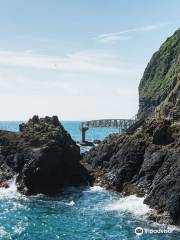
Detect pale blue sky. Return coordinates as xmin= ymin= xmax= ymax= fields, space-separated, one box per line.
xmin=0 ymin=0 xmax=179 ymax=120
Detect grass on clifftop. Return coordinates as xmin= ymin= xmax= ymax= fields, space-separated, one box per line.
xmin=139 ymin=29 xmax=180 ymax=105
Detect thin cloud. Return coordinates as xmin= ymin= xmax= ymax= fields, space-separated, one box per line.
xmin=99 ymin=35 xmax=131 ymax=44
xmin=96 ymin=23 xmax=170 ymax=44
xmin=0 ymin=50 xmax=140 ymax=75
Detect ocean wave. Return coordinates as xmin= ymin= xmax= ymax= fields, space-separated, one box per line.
xmin=149 ymin=221 xmax=180 ymax=233
xmin=66 ymin=200 xmax=75 ymax=206
xmin=0 ymin=227 xmax=7 ymax=237
xmin=105 ymin=195 xmax=150 ymax=216
xmin=89 ymin=186 xmax=105 ymax=192
xmin=0 ymin=176 xmax=22 ymax=199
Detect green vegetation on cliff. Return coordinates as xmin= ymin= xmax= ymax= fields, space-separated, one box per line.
xmin=139 ymin=29 xmax=180 ymax=111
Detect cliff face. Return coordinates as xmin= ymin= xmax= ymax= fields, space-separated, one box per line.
xmin=139 ymin=29 xmax=180 ymax=116
xmin=83 ymin=29 xmax=180 ymax=225
xmin=84 ymin=119 xmax=180 ymax=224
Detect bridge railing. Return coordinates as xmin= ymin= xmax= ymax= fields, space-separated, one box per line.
xmin=80 ymin=107 xmax=155 ymax=143
xmin=81 ymin=118 xmax=136 ymax=131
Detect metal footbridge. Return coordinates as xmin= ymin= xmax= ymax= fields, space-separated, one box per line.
xmin=80 ymin=107 xmax=155 ymax=143
xmin=80 ymin=117 xmax=137 ymax=143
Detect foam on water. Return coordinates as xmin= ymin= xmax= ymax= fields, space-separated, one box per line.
xmin=66 ymin=200 xmax=75 ymax=206
xmin=105 ymin=194 xmax=150 ymax=216
xmin=150 ymin=221 xmax=180 ymax=233
xmin=0 ymin=176 xmax=21 ymax=199
xmin=89 ymin=185 xmax=104 ymax=192
xmin=0 ymin=227 xmax=6 ymax=237
xmin=0 ymin=181 xmax=179 ymax=239
xmin=0 ymin=122 xmax=180 ymax=239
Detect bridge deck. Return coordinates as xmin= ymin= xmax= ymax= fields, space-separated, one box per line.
xmin=81 ymin=119 xmax=136 ymax=130
xmin=79 ymin=108 xmax=156 ymax=143
xmin=80 ymin=118 xmax=137 ymax=142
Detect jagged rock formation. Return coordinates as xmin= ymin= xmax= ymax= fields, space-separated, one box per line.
xmin=0 ymin=116 xmax=89 ymax=195
xmin=83 ymin=29 xmax=180 ymax=225
xmin=84 ymin=119 xmax=180 ymax=224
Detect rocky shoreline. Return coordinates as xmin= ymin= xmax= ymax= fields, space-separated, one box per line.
xmin=0 ymin=116 xmax=179 ymax=226
xmin=83 ymin=119 xmax=180 ymax=225
xmin=80 ymin=29 xmax=180 ymax=226
xmin=0 ymin=29 xmax=179 ymax=228
xmin=0 ymin=116 xmax=89 ymax=195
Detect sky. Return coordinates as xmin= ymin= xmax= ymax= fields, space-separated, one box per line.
xmin=0 ymin=0 xmax=179 ymax=121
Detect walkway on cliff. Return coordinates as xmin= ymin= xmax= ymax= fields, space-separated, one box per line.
xmin=80 ymin=108 xmax=153 ymax=143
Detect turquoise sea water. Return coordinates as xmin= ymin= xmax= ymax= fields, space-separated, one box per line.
xmin=0 ymin=121 xmax=119 ymax=141
xmin=0 ymin=121 xmax=179 ymax=240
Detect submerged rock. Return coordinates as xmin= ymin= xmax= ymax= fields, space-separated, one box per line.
xmin=93 ymin=139 xmax=101 ymax=145
xmin=0 ymin=116 xmax=89 ymax=195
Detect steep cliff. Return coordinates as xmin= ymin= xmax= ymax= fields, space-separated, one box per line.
xmin=84 ymin=119 xmax=180 ymax=224
xmin=139 ymin=29 xmax=180 ymax=117
xmin=83 ymin=29 xmax=180 ymax=225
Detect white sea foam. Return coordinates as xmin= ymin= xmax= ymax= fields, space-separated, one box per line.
xmin=165 ymin=225 xmax=180 ymax=232
xmin=0 ymin=176 xmax=21 ymax=199
xmin=149 ymin=221 xmax=180 ymax=233
xmin=12 ymin=220 xmax=25 ymax=236
xmin=105 ymin=195 xmax=150 ymax=216
xmin=0 ymin=227 xmax=6 ymax=237
xmin=90 ymin=186 xmax=104 ymax=192
xmin=66 ymin=200 xmax=75 ymax=206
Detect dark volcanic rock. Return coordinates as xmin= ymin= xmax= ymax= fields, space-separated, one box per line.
xmin=0 ymin=116 xmax=89 ymax=195
xmin=0 ymin=131 xmax=19 ymax=180
xmin=84 ymin=132 xmax=148 ymax=192
xmin=93 ymin=139 xmax=101 ymax=145
xmin=83 ymin=119 xmax=180 ymax=225
xmin=83 ymin=29 xmax=180 ymax=225
xmin=152 ymin=120 xmax=174 ymax=145
xmin=144 ymin=149 xmax=180 ymax=224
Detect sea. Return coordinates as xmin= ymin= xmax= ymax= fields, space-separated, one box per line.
xmin=0 ymin=121 xmax=179 ymax=240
